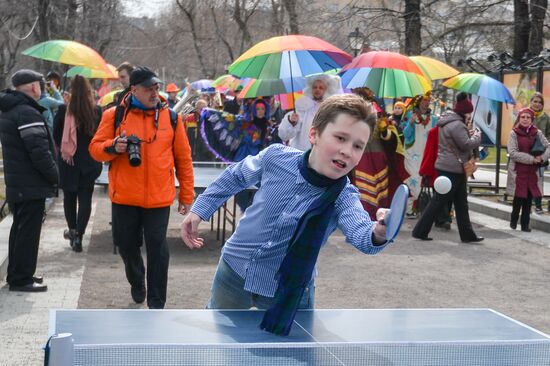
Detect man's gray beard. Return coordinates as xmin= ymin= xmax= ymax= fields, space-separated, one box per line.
xmin=313 ymin=96 xmax=324 ymax=102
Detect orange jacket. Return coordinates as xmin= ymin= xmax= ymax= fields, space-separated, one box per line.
xmin=89 ymin=102 xmax=194 ymax=208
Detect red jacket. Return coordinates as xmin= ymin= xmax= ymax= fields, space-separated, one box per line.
xmin=418 ymin=125 xmax=439 ymax=187
xmin=89 ymin=101 xmax=194 ymax=208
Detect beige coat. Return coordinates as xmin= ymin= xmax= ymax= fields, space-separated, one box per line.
xmin=506 ymin=129 xmax=550 ymax=197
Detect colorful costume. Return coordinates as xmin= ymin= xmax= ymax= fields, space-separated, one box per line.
xmin=402 ymin=99 xmax=438 ymax=204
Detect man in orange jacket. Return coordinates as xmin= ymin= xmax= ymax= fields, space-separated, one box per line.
xmin=90 ymin=66 xmax=194 ymax=309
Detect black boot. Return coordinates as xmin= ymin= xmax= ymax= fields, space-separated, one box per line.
xmin=64 ymin=229 xmax=77 ymax=248
xmin=72 ymin=233 xmax=83 ymax=252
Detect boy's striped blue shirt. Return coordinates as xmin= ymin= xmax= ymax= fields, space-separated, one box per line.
xmin=191 ymin=144 xmax=389 ymax=298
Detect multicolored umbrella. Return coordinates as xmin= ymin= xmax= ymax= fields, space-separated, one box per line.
xmin=22 ymin=40 xmax=109 ymax=71
xmin=229 ymin=35 xmax=351 ymax=80
xmin=342 ymin=51 xmax=426 ymax=77
xmin=275 ymin=92 xmax=304 ymax=110
xmin=340 ymin=67 xmax=431 ymax=98
xmin=409 ymin=56 xmax=459 ymax=81
xmin=66 ymin=64 xmax=118 ymax=79
xmin=229 ymin=35 xmax=350 ymax=109
xmin=212 ymin=74 xmax=242 ymax=90
xmin=442 ymin=73 xmax=514 ymax=104
xmin=237 ymin=77 xmax=306 ymax=99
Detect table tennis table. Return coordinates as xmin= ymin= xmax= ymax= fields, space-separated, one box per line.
xmin=46 ymin=308 xmax=550 ymax=366
xmin=96 ymin=162 xmax=245 ymax=245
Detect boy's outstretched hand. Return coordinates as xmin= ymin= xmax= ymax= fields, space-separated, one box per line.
xmin=181 ymin=212 xmax=204 ymax=249
xmin=373 ymin=208 xmax=389 ymax=244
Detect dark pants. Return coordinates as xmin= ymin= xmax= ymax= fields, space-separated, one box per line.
xmin=112 ymin=203 xmax=170 ymax=309
xmin=7 ymin=199 xmax=45 ymax=286
xmin=533 ymin=196 xmax=542 ymax=210
xmin=413 ymin=170 xmax=478 ymax=241
xmin=435 ymin=201 xmax=452 ymax=226
xmin=63 ymin=187 xmax=94 ymax=234
xmin=511 ymin=192 xmax=533 ymax=230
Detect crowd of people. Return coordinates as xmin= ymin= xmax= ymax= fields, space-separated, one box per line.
xmin=0 ymin=63 xmax=549 ymax=322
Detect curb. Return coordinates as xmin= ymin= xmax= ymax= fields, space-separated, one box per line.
xmin=468 ymin=196 xmax=550 ymax=233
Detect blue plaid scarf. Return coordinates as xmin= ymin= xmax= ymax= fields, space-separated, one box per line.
xmin=260 ymin=150 xmax=347 ymax=335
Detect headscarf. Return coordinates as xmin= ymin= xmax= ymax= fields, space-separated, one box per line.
xmin=514 ymin=107 xmax=535 ymax=127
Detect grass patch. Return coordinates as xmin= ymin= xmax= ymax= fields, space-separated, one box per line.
xmin=481 ymin=147 xmax=508 ymax=165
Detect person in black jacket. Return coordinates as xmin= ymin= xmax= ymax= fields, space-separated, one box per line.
xmin=53 ymin=75 xmax=103 ymax=252
xmin=0 ymin=69 xmax=59 ymax=292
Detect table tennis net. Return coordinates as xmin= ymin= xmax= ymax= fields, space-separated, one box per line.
xmin=69 ymin=341 xmax=550 ymax=366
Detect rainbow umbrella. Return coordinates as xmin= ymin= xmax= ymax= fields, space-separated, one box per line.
xmin=442 ymin=73 xmax=514 ymax=104
xmin=409 ymin=56 xmax=459 ymax=81
xmin=229 ymin=35 xmax=351 ymax=79
xmin=238 ymin=77 xmax=306 ymax=99
xmin=66 ymin=63 xmax=118 ymax=79
xmin=340 ymin=67 xmax=431 ymax=98
xmin=212 ymin=74 xmax=242 ymax=90
xmin=342 ymin=51 xmax=426 ymax=77
xmin=229 ymin=35 xmax=351 ymax=107
xmin=22 ymin=40 xmax=109 ymax=71
xmin=276 ymin=92 xmax=304 ymax=110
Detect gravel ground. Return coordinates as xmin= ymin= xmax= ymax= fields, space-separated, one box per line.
xmin=77 ymin=194 xmax=550 ymax=334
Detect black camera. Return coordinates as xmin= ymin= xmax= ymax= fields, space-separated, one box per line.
xmin=126 ymin=135 xmax=141 ymax=167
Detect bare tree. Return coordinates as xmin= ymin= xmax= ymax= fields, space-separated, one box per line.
xmin=282 ymin=0 xmax=299 ymax=33
xmin=210 ymin=1 xmax=236 ymax=62
xmin=404 ymin=0 xmax=421 ymax=55
xmin=513 ymin=0 xmax=531 ymax=59
xmin=37 ymin=0 xmax=50 ymax=42
xmin=528 ymin=0 xmax=548 ymax=56
xmin=175 ymin=0 xmax=213 ymax=78
xmin=232 ymin=0 xmax=261 ymax=54
xmin=270 ymin=0 xmax=286 ymax=35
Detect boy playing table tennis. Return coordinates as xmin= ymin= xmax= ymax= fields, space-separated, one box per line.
xmin=181 ymin=94 xmax=391 ymax=335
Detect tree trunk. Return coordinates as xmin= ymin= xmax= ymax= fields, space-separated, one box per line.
xmin=233 ymin=0 xmax=254 ymax=55
xmin=66 ymin=0 xmax=78 ymax=38
xmin=283 ymin=0 xmax=299 ymax=34
xmin=513 ymin=0 xmax=530 ymax=60
xmin=176 ymin=0 xmax=211 ymax=78
xmin=37 ymin=0 xmax=50 ymax=42
xmin=404 ymin=0 xmax=421 ymax=55
xmin=528 ymin=0 xmax=547 ymax=57
xmin=270 ymin=0 xmax=285 ymax=35
xmin=210 ymin=4 xmax=235 ymax=62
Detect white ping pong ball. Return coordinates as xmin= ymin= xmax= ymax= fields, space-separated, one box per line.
xmin=434 ymin=176 xmax=452 ymax=194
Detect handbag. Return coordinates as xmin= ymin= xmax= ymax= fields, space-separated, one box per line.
xmin=442 ymin=125 xmax=478 ymax=178
xmin=531 ymin=135 xmax=545 ymax=157
xmin=463 ymin=158 xmax=478 ymax=177
xmin=417 ymin=176 xmax=432 ymax=214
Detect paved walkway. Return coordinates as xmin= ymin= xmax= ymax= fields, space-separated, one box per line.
xmin=0 ymin=199 xmax=91 ymax=366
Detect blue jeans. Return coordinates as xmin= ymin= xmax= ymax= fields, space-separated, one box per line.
xmin=207 ymin=258 xmax=315 ymax=310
